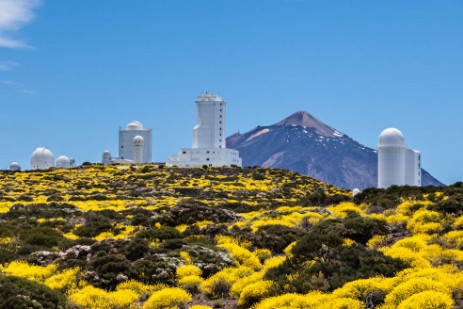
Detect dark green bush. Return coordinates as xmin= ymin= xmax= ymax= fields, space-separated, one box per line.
xmin=0 ymin=275 xmax=66 ymax=308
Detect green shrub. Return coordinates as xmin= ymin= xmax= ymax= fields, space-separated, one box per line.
xmin=0 ymin=275 xmax=66 ymax=308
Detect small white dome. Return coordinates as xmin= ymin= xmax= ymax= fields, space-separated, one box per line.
xmin=196 ymin=92 xmax=223 ymax=102
xmin=103 ymin=150 xmax=111 ymax=154
xmin=127 ymin=121 xmax=144 ymax=130
xmin=379 ymin=128 xmax=405 ymax=148
xmin=352 ymin=188 xmax=361 ymax=197
xmin=10 ymin=162 xmax=20 ymax=171
xmin=56 ymin=155 xmax=70 ymax=164
xmin=133 ymin=135 xmax=144 ymax=145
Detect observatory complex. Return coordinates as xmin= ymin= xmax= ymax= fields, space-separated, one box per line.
xmin=167 ymin=92 xmax=242 ymax=167
xmin=378 ymin=128 xmax=421 ymax=189
xmin=30 ymin=147 xmax=74 ymax=170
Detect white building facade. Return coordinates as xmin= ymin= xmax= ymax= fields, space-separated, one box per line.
xmin=119 ymin=121 xmax=152 ymax=163
xmin=378 ymin=128 xmax=421 ymax=189
xmin=167 ymin=92 xmax=242 ymax=167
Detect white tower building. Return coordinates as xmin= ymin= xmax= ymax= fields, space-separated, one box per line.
xmin=119 ymin=121 xmax=152 ymax=163
xmin=102 ymin=150 xmax=112 ymax=165
xmin=10 ymin=162 xmax=21 ymax=171
xmin=31 ymin=147 xmax=54 ymax=170
xmin=133 ymin=135 xmax=144 ymax=164
xmin=378 ymin=128 xmax=421 ymax=188
xmin=56 ymin=155 xmax=71 ymax=169
xmin=167 ymin=92 xmax=242 ymax=167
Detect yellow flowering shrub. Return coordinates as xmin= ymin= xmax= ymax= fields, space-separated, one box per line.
xmin=327 ymin=202 xmax=365 ymax=218
xmin=367 ymin=235 xmax=387 ymax=249
xmin=142 ymin=287 xmax=191 ymax=309
xmin=254 ymin=248 xmax=272 ymax=261
xmin=116 ymin=280 xmax=168 ymax=296
xmin=380 ymin=246 xmax=431 ymax=268
xmin=179 ymin=251 xmax=192 ymax=264
xmin=284 ymin=241 xmax=296 ymax=257
xmin=218 ymin=242 xmax=262 ymax=270
xmin=2 ymin=261 xmax=57 ymax=283
xmin=252 ymin=293 xmax=318 ymax=309
xmin=263 ymin=256 xmax=286 ymax=270
xmin=69 ymin=285 xmax=139 ymax=309
xmin=332 ymin=277 xmax=396 ymax=300
xmin=383 ymin=278 xmax=451 ymax=308
xmin=396 ymin=291 xmax=453 ymax=309
xmin=444 ymin=230 xmax=463 ymax=247
xmin=406 ymin=210 xmax=443 ymax=234
xmin=392 ymin=235 xmax=428 ymax=253
xmin=44 ymin=267 xmax=80 ymax=292
xmin=178 ymin=275 xmax=204 ymax=291
xmin=238 ymin=280 xmax=273 ymax=307
xmin=230 ymin=271 xmax=264 ymax=298
xmin=200 ymin=266 xmax=253 ymax=297
xmin=176 ymin=265 xmax=202 ymax=278
xmin=453 ymin=215 xmax=463 ymax=229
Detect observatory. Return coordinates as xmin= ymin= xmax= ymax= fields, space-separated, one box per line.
xmin=31 ymin=147 xmax=55 ymax=170
xmin=167 ymin=92 xmax=242 ymax=167
xmin=56 ymin=155 xmax=71 ymax=169
xmin=119 ymin=121 xmax=152 ymax=163
xmin=10 ymin=162 xmax=21 ymax=171
xmin=378 ymin=128 xmax=421 ymax=188
xmin=102 ymin=150 xmax=112 ymax=165
xmin=133 ymin=135 xmax=144 ymax=164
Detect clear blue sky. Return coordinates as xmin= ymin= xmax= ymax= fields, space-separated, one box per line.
xmin=0 ymin=0 xmax=462 ymax=185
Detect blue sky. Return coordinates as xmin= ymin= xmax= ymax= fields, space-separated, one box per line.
xmin=0 ymin=0 xmax=462 ymax=185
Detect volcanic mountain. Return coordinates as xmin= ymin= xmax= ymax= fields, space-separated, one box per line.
xmin=226 ymin=111 xmax=442 ymax=190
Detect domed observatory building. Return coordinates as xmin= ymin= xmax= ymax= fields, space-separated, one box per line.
xmin=167 ymin=92 xmax=242 ymax=167
xmin=132 ymin=135 xmax=144 ymax=164
xmin=119 ymin=121 xmax=152 ymax=163
xmin=10 ymin=162 xmax=21 ymax=171
xmin=378 ymin=128 xmax=421 ymax=189
xmin=31 ymin=147 xmax=54 ymax=170
xmin=56 ymin=155 xmax=71 ymax=169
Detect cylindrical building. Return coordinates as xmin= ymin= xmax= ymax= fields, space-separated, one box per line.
xmin=192 ymin=93 xmax=226 ymax=149
xmin=133 ymin=135 xmax=144 ymax=164
xmin=102 ymin=150 xmax=112 ymax=165
xmin=378 ymin=128 xmax=406 ymax=188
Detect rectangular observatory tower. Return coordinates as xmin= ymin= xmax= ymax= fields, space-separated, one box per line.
xmin=119 ymin=121 xmax=152 ymax=163
xmin=167 ymin=92 xmax=242 ymax=167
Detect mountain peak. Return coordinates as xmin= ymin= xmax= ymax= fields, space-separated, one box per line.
xmin=276 ymin=111 xmax=335 ymax=137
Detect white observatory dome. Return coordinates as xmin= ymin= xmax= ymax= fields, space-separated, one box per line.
xmin=127 ymin=121 xmax=144 ymax=130
xmin=196 ymin=92 xmax=223 ymax=102
xmin=31 ymin=147 xmax=54 ymax=170
xmin=379 ymin=128 xmax=405 ymax=148
xmin=133 ymin=135 xmax=144 ymax=146
xmin=10 ymin=162 xmax=20 ymax=171
xmin=352 ymin=188 xmax=361 ymax=197
xmin=56 ymin=155 xmax=71 ymax=168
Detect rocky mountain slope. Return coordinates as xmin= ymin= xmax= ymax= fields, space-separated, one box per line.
xmin=227 ymin=111 xmax=442 ymax=189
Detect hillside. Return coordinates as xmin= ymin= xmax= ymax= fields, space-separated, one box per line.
xmin=227 ymin=111 xmax=443 ymax=189
xmin=0 ymin=165 xmax=462 ymax=309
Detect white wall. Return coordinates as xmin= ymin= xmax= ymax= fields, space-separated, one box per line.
xmin=119 ymin=129 xmax=152 ymax=163
xmin=192 ymin=98 xmax=226 ymax=149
